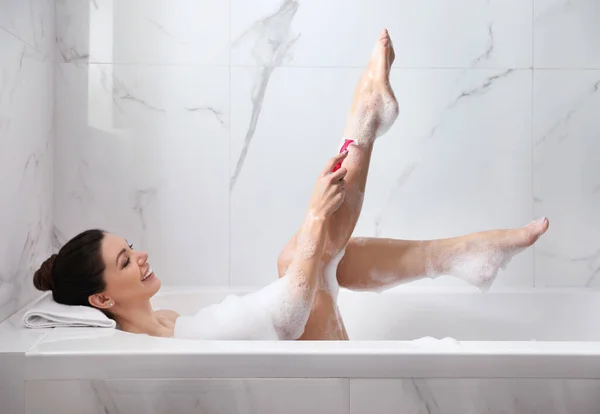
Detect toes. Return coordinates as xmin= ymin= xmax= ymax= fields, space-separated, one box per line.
xmin=379 ymin=29 xmax=391 ymax=51
xmin=377 ymin=29 xmax=395 ymax=68
xmin=520 ymin=218 xmax=549 ymax=246
xmin=527 ymin=217 xmax=550 ymax=234
xmin=374 ymin=31 xmax=392 ymax=79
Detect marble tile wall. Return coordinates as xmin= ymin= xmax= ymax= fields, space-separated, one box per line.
xmin=54 ymin=0 xmax=230 ymax=286
xmin=51 ymin=0 xmax=600 ymax=288
xmin=0 ymin=0 xmax=54 ymax=321
xmin=25 ymin=378 xmax=600 ymax=414
xmin=533 ymin=0 xmax=600 ymax=287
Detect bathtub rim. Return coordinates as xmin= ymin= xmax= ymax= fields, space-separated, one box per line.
xmin=5 ymin=287 xmax=600 ymax=381
xmin=25 ymin=339 xmax=600 ymax=380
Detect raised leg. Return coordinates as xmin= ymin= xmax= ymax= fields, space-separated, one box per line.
xmin=277 ymin=29 xmax=399 ymax=340
xmin=337 ymin=218 xmax=550 ymax=292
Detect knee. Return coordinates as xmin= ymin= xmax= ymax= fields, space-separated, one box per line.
xmin=277 ymin=246 xmax=293 ymax=278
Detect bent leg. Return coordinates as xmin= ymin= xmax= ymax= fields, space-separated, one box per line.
xmin=283 ymin=29 xmax=398 ymax=265
xmin=337 ymin=218 xmax=550 ymax=292
xmin=277 ymin=29 xmax=399 ymax=340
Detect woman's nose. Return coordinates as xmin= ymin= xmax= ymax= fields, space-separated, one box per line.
xmin=137 ymin=250 xmax=149 ymax=264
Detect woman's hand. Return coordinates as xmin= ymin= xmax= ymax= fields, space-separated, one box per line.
xmin=308 ymin=151 xmax=349 ymax=219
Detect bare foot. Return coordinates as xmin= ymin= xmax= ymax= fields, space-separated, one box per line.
xmin=448 ymin=218 xmax=550 ymax=290
xmin=344 ymin=29 xmax=399 ymax=145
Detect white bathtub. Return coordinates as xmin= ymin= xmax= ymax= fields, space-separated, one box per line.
xmin=3 ymin=287 xmax=600 ymax=413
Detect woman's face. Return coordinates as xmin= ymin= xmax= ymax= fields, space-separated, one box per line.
xmin=91 ymin=233 xmax=161 ymax=309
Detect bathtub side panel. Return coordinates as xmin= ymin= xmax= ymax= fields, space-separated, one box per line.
xmin=25 ymin=378 xmax=350 ymax=414
xmin=350 ymin=379 xmax=600 ymax=414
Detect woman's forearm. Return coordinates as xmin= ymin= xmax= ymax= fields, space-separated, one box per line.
xmin=241 ymin=210 xmax=328 ymax=340
xmin=289 ymin=210 xmax=327 ymax=292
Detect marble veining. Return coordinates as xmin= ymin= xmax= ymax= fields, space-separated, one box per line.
xmin=372 ymin=69 xmax=521 ymax=239
xmin=538 ymin=249 xmax=600 ymax=287
xmin=374 ymin=163 xmax=419 ymax=237
xmin=57 ymin=44 xmax=89 ymax=63
xmin=90 ymin=380 xmax=120 ymax=414
xmin=535 ymin=78 xmax=600 ymax=150
xmin=422 ymin=69 xmax=516 ymax=142
xmin=350 ymin=379 xmax=600 ymax=414
xmin=146 ymin=19 xmax=190 ymax=47
xmin=449 ymin=69 xmax=515 ymax=108
xmin=121 ymin=93 xmax=166 ymax=113
xmin=24 ymin=377 xmax=600 ymax=414
xmin=1 ymin=0 xmax=589 ymax=292
xmin=471 ymin=23 xmax=495 ymax=67
xmin=0 ymin=0 xmax=54 ymax=56
xmin=230 ymin=0 xmax=300 ymax=190
xmin=54 ymin=61 xmax=230 ymax=285
xmin=185 ymin=106 xmax=226 ymax=126
xmin=0 ymin=203 xmax=52 ymax=321
xmin=533 ymin=70 xmax=600 ymax=286
xmin=232 ymin=0 xmax=532 ymax=68
xmin=52 ymin=226 xmax=67 ymax=253
xmin=0 ymin=21 xmax=53 ymax=321
xmin=133 ymin=188 xmax=158 ymax=249
xmin=26 ymin=379 xmax=350 ymax=414
xmin=410 ymin=380 xmax=442 ymax=413
xmin=55 ymin=0 xmax=229 ymax=65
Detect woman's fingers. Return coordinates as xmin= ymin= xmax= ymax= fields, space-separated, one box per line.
xmin=329 ymin=166 xmax=347 ymax=184
xmin=322 ymin=151 xmax=349 ymax=176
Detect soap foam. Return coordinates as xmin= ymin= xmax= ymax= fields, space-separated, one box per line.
xmin=374 ymin=93 xmax=399 ymax=138
xmin=320 ymin=248 xmax=346 ymax=302
xmin=174 ymin=294 xmax=280 ymax=340
xmin=412 ymin=336 xmax=461 ymax=347
xmin=296 ymin=232 xmax=317 ymax=261
xmin=243 ymin=264 xmax=313 ymax=340
xmin=447 ymin=246 xmax=523 ymax=292
xmin=345 ymin=92 xmax=399 ymax=145
xmin=175 ymin=259 xmax=320 ymax=341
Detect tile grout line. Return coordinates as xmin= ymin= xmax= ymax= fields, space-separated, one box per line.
xmin=47 ymin=61 xmax=600 ymax=70
xmin=228 ymin=0 xmax=232 ymax=287
xmin=52 ymin=0 xmax=58 ymax=257
xmin=532 ymin=0 xmax=536 ymax=289
xmin=348 ymin=378 xmax=352 ymax=414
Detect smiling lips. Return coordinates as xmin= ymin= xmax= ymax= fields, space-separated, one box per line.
xmin=142 ymin=266 xmax=154 ymax=282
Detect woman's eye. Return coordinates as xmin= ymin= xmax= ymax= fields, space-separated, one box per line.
xmin=128 ymin=243 xmax=134 ymax=250
xmin=123 ymin=257 xmax=131 ymax=268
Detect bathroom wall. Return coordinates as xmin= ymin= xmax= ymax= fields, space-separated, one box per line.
xmin=0 ymin=1 xmax=55 ymax=321
xmin=54 ymin=0 xmax=600 ymax=289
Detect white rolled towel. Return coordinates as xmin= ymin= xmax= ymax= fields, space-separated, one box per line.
xmin=22 ymin=292 xmax=116 ymax=329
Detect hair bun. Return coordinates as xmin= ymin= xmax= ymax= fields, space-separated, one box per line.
xmin=33 ymin=254 xmax=57 ymax=291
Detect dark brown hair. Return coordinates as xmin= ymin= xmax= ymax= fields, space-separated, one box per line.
xmin=33 ymin=229 xmax=107 ymax=306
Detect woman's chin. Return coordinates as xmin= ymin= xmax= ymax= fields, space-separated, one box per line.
xmin=152 ymin=276 xmax=161 ymax=292
xmin=145 ymin=274 xmax=161 ymax=295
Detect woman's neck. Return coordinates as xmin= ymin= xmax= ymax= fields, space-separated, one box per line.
xmin=113 ymin=301 xmax=173 ymax=337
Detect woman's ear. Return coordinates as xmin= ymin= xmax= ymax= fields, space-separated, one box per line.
xmin=89 ymin=293 xmax=114 ymax=310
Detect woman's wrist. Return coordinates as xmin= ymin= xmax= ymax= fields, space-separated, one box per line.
xmin=302 ymin=209 xmax=327 ymax=237
xmin=306 ymin=208 xmax=326 ymax=223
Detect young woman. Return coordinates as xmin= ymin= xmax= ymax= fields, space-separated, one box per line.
xmin=33 ymin=30 xmax=549 ymax=340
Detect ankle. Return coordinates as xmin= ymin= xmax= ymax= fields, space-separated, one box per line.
xmin=423 ymin=239 xmax=458 ymax=277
